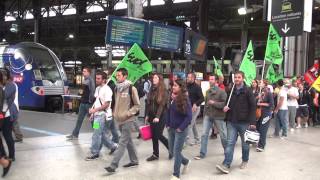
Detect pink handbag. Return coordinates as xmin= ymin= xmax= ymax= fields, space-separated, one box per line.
xmin=139 ymin=125 xmax=152 ymax=141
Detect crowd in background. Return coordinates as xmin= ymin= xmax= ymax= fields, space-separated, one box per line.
xmin=63 ymin=66 xmax=320 ymax=180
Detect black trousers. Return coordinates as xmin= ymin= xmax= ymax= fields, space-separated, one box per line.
xmin=2 ymin=117 xmax=14 ymax=159
xmin=150 ymin=118 xmax=169 ymax=157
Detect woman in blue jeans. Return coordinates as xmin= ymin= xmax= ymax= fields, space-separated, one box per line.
xmin=256 ymin=81 xmax=274 ymax=152
xmin=166 ymin=79 xmax=192 ymax=180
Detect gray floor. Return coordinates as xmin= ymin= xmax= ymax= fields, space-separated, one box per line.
xmin=4 ymin=111 xmax=320 ymax=179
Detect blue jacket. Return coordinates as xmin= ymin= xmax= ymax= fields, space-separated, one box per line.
xmin=166 ymin=100 xmax=192 ymax=131
xmin=5 ymin=82 xmax=19 ymax=121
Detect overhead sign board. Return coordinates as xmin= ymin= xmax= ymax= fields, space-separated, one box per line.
xmin=148 ymin=22 xmax=183 ymax=52
xmin=184 ymin=29 xmax=208 ymax=61
xmin=271 ymin=0 xmax=304 ymax=37
xmin=105 ymin=16 xmax=148 ymax=47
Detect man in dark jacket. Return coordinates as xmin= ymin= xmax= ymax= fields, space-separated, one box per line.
xmin=216 ymin=71 xmax=256 ymax=174
xmin=186 ymin=73 xmax=204 ymax=145
xmin=67 ymin=67 xmax=95 ymax=140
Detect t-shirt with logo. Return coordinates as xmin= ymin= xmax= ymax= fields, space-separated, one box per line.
xmin=93 ymin=84 xmax=113 ymax=119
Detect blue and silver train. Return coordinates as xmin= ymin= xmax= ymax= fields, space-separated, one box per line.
xmin=0 ymin=42 xmax=68 ymax=111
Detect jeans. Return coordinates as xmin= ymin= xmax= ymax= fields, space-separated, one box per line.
xmin=168 ymin=128 xmax=189 ymax=178
xmin=91 ymin=114 xmax=117 ymax=156
xmin=200 ymin=116 xmax=227 ymax=157
xmin=223 ymin=122 xmax=250 ymax=167
xmin=187 ymin=106 xmax=200 ymax=142
xmin=72 ymin=103 xmax=91 ymax=137
xmin=257 ymin=115 xmax=271 ymax=149
xmin=2 ymin=117 xmax=15 ymax=159
xmin=288 ymin=106 xmax=297 ymax=128
xmin=12 ymin=119 xmax=23 ymax=141
xmin=110 ymin=121 xmax=138 ymax=169
xmin=150 ymin=118 xmax=168 ymax=157
xmin=109 ymin=119 xmax=119 ymax=143
xmin=274 ymin=110 xmax=288 ymax=137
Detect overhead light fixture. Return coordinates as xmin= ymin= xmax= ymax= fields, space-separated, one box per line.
xmin=68 ymin=34 xmax=74 ymax=39
xmin=238 ymin=7 xmax=247 ymax=15
xmin=251 ymin=17 xmax=254 ymax=21
xmin=2 ymin=39 xmax=6 ymax=42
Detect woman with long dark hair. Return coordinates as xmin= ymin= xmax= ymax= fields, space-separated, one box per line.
xmin=145 ymin=73 xmax=169 ymax=161
xmin=2 ymin=69 xmax=18 ymax=162
xmin=0 ymin=71 xmax=12 ymax=177
xmin=166 ymin=79 xmax=192 ymax=180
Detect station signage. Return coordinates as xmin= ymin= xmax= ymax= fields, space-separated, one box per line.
xmin=271 ymin=0 xmax=304 ymax=37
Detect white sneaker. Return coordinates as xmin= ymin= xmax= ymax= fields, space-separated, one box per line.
xmin=296 ymin=125 xmax=301 ymax=129
xmin=290 ymin=128 xmax=295 ymax=132
xmin=304 ymin=124 xmax=308 ymax=128
xmin=170 ymin=175 xmax=180 ymax=180
xmin=182 ymin=160 xmax=191 ymax=174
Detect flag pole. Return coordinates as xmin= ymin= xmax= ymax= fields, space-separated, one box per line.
xmin=226 ymin=83 xmax=235 ymax=107
xmin=259 ymin=59 xmax=266 ymax=94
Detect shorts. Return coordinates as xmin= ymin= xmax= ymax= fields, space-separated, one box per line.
xmin=296 ymin=106 xmax=309 ymax=118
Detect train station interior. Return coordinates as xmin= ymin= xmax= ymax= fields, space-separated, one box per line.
xmin=0 ymin=0 xmax=320 ymax=179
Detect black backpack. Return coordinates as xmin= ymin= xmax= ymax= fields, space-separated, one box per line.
xmin=135 ymin=80 xmax=146 ymax=98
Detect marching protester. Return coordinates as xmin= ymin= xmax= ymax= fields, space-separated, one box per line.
xmin=194 ymin=74 xmax=227 ymax=160
xmin=105 ymin=68 xmax=140 ymax=174
xmin=256 ymin=80 xmax=274 ymax=152
xmin=0 ymin=71 xmax=12 ymax=177
xmin=287 ymin=80 xmax=299 ymax=131
xmin=85 ymin=71 xmax=118 ymax=161
xmin=216 ymin=71 xmax=256 ymax=174
xmin=2 ymin=69 xmax=19 ymax=162
xmin=186 ymin=73 xmax=204 ymax=146
xmin=273 ymin=79 xmax=289 ymax=138
xmin=67 ymin=67 xmax=95 ymax=140
xmin=296 ymin=82 xmax=311 ymax=128
xmin=145 ymin=73 xmax=169 ymax=161
xmin=167 ymin=79 xmax=192 ymax=180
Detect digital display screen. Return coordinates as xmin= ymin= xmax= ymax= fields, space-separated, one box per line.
xmin=105 ymin=16 xmax=148 ymax=47
xmin=184 ymin=29 xmax=208 ymax=61
xmin=148 ymin=22 xmax=183 ymax=52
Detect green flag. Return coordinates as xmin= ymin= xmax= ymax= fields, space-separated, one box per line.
xmin=264 ymin=24 xmax=283 ymax=65
xmin=213 ymin=56 xmax=223 ymax=76
xmin=239 ymin=41 xmax=256 ymax=86
xmin=266 ymin=64 xmax=284 ymax=84
xmin=111 ymin=43 xmax=152 ymax=84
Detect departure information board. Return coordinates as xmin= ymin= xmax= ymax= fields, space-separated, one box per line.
xmin=148 ymin=22 xmax=183 ymax=52
xmin=105 ymin=16 xmax=148 ymax=47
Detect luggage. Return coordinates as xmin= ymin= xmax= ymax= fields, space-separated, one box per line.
xmin=139 ymin=125 xmax=152 ymax=140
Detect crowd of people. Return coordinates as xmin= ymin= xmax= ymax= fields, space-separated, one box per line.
xmin=63 ymin=66 xmax=320 ymax=180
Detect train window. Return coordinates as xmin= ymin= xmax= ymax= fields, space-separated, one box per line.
xmin=28 ymin=47 xmax=61 ymax=82
xmin=33 ymin=69 xmax=42 ymax=80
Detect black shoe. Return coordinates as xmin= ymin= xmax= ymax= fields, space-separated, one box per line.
xmin=123 ymin=162 xmax=139 ymax=168
xmin=2 ymin=160 xmax=12 ymax=177
xmin=146 ymin=154 xmax=159 ymax=161
xmin=85 ymin=154 xmax=99 ymax=161
xmin=137 ymin=133 xmax=141 ymax=139
xmin=104 ymin=166 xmax=116 ymax=173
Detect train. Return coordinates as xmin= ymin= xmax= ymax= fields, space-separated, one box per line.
xmin=0 ymin=42 xmax=68 ymax=112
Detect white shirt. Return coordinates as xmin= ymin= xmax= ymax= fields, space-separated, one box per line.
xmin=287 ymin=87 xmax=299 ymax=107
xmin=93 ymin=84 xmax=113 ymax=119
xmin=278 ymin=87 xmax=288 ymax=110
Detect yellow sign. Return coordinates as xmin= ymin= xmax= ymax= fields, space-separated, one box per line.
xmin=281 ymin=2 xmax=292 ymax=13
xmin=312 ymin=76 xmax=320 ymax=92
